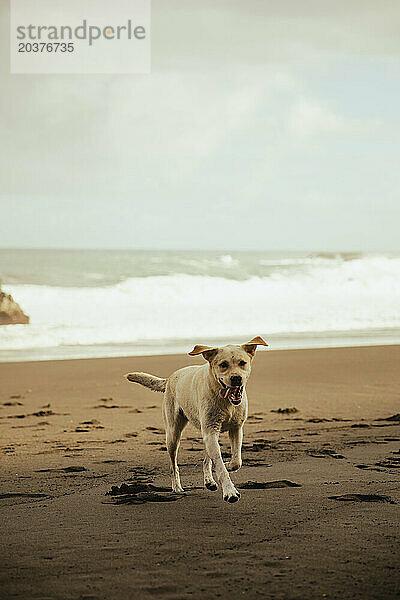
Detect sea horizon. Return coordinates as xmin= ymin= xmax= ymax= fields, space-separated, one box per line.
xmin=1 ymin=248 xmax=400 ymax=362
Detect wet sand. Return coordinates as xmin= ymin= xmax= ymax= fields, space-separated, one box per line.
xmin=0 ymin=345 xmax=399 ymax=599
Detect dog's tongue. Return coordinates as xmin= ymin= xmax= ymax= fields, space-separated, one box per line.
xmin=219 ymin=386 xmax=243 ymax=401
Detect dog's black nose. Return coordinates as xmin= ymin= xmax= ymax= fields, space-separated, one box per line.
xmin=230 ymin=375 xmax=242 ymax=386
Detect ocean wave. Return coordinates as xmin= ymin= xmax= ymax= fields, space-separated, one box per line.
xmin=1 ymin=255 xmax=400 ymax=351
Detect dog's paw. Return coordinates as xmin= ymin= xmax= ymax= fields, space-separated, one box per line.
xmin=223 ymin=486 xmax=241 ymax=503
xmin=172 ymin=484 xmax=184 ymax=493
xmin=205 ymin=481 xmax=218 ymax=491
xmin=223 ymin=491 xmax=241 ymax=503
xmin=227 ymin=460 xmax=242 ymax=472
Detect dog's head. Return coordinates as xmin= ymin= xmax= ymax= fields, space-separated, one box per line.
xmin=188 ymin=336 xmax=268 ymax=405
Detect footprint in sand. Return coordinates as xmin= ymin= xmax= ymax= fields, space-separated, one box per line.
xmin=72 ymin=427 xmax=90 ymax=433
xmin=375 ymin=456 xmax=400 ymax=469
xmin=81 ymin=419 xmax=102 ymax=425
xmin=329 ymin=493 xmax=395 ymax=504
xmin=354 ymin=464 xmax=386 ymax=472
xmin=36 ymin=466 xmax=87 ymax=473
xmin=242 ymin=440 xmax=274 ymax=452
xmin=145 ymin=426 xmax=165 ymax=435
xmin=2 ymin=401 xmax=23 ymax=406
xmin=243 ymin=458 xmax=272 ymax=467
xmin=129 ymin=466 xmax=158 ymax=477
xmin=105 ymin=481 xmax=184 ymax=505
xmin=33 ymin=410 xmax=59 ymax=417
xmin=238 ymin=480 xmax=301 ymax=489
xmin=307 ymin=448 xmax=346 ymax=459
xmin=0 ymin=492 xmax=51 ymax=503
xmin=375 ymin=414 xmax=400 ymax=422
xmin=94 ymin=404 xmax=129 ymax=409
xmin=271 ymin=407 xmax=298 ymax=414
xmin=12 ymin=421 xmax=49 ymax=429
xmin=355 ymin=452 xmax=400 ymax=471
xmin=95 ymin=397 xmax=130 ymax=409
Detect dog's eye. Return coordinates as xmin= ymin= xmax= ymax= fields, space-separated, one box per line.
xmin=219 ymin=361 xmax=229 ymax=369
xmin=239 ymin=360 xmax=247 ymax=367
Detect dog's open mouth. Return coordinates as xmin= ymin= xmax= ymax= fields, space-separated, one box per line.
xmin=219 ymin=380 xmax=243 ymax=405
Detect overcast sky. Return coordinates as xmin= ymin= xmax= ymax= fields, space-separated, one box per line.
xmin=0 ymin=0 xmax=399 ymax=251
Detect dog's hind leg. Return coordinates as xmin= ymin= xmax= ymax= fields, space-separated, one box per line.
xmin=203 ymin=454 xmax=218 ymax=491
xmin=163 ymin=394 xmax=187 ymax=493
xmin=227 ymin=425 xmax=243 ymax=472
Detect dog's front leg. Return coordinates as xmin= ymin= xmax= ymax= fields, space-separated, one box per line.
xmin=202 ymin=428 xmax=240 ymax=503
xmin=203 ymin=454 xmax=218 ymax=491
xmin=227 ymin=425 xmax=243 ymax=472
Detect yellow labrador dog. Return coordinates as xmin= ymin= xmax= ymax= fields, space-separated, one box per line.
xmin=125 ymin=336 xmax=268 ymax=503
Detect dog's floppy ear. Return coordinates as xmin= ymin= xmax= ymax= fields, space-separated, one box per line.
xmin=241 ymin=336 xmax=268 ymax=357
xmin=188 ymin=344 xmax=218 ymax=362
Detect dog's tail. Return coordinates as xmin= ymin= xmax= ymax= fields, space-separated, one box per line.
xmin=125 ymin=372 xmax=167 ymax=393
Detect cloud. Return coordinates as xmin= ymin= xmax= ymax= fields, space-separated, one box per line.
xmin=287 ymin=97 xmax=394 ymax=139
xmin=288 ymin=98 xmax=345 ymax=136
xmin=152 ymin=0 xmax=400 ymax=71
xmin=0 ymin=0 xmax=399 ymax=250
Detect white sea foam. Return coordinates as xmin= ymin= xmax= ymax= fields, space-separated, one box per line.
xmin=1 ymin=255 xmax=399 ymax=353
xmin=218 ymin=254 xmax=238 ymax=266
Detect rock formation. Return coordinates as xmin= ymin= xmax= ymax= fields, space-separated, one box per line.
xmin=0 ymin=282 xmax=29 ymax=325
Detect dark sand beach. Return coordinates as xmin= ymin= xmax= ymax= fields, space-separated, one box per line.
xmin=0 ymin=345 xmax=399 ymax=599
